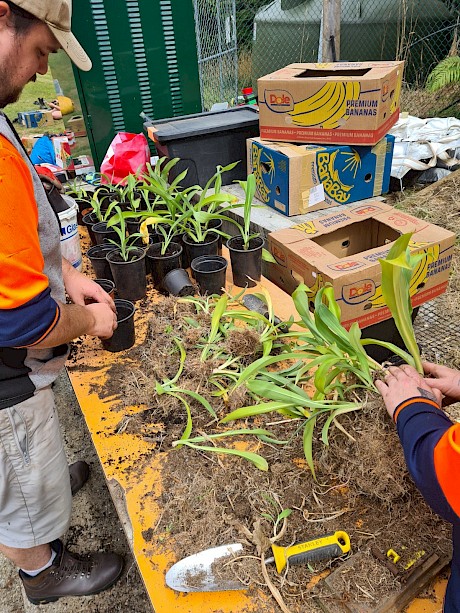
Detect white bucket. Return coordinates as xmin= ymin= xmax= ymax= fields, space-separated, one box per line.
xmin=59 ymin=195 xmax=82 ymax=271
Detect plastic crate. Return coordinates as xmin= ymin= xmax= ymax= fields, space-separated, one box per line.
xmin=144 ymin=106 xmax=259 ymax=188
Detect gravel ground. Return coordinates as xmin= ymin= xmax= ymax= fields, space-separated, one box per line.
xmin=0 ymin=371 xmax=153 ymax=613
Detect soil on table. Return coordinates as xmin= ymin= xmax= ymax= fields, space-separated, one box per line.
xmin=78 ymin=294 xmax=451 ymax=613
xmin=73 ymin=172 xmax=460 ymax=612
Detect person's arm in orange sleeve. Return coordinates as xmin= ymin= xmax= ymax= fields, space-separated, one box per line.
xmin=0 ymin=136 xmax=116 ymax=346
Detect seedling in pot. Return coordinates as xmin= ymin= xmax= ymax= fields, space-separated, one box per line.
xmin=106 ymin=206 xmax=143 ymax=261
xmin=154 ymin=217 xmax=186 ymax=256
xmin=90 ymin=188 xmax=120 ymax=222
xmin=65 ymin=178 xmax=89 ymax=201
xmin=142 ymin=156 xmax=183 ymax=191
xmin=120 ymin=173 xmax=141 ymax=212
xmin=143 ymin=159 xmax=189 ymax=220
xmin=228 ymin=173 xmax=276 ymax=262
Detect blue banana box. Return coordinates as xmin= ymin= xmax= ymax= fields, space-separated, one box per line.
xmin=18 ymin=110 xmax=54 ymax=128
xmin=248 ymin=135 xmax=395 ymax=217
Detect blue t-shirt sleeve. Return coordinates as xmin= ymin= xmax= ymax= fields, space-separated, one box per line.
xmin=0 ymin=287 xmax=60 ymax=347
xmin=396 ymin=399 xmax=458 ymax=524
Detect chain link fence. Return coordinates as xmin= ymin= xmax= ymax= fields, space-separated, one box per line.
xmin=195 ymin=0 xmax=460 ymax=109
xmin=193 ymin=0 xmax=239 ymax=110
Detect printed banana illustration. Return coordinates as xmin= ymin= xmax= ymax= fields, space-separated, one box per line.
xmin=369 ymin=242 xmax=439 ymax=309
xmin=305 ymin=274 xmax=324 ymax=300
xmin=251 ymin=143 xmax=273 ymax=204
xmin=390 ymin=72 xmax=402 ymax=115
xmin=293 ymin=220 xmax=318 ymax=235
xmin=289 ymin=82 xmax=360 ymax=129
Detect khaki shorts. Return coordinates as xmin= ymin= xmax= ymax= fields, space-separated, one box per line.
xmin=0 ymin=387 xmax=72 ymax=548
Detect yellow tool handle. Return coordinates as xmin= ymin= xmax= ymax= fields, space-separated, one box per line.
xmin=271 ymin=531 xmax=351 ymax=573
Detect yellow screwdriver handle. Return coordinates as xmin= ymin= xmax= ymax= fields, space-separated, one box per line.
xmin=271 ymin=531 xmax=351 ymax=573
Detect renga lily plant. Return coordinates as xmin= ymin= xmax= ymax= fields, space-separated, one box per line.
xmin=147 ymin=233 xmax=424 ymax=478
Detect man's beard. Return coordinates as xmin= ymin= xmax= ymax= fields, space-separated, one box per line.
xmin=0 ymin=83 xmax=23 ymax=109
xmin=0 ymin=44 xmax=28 ymax=109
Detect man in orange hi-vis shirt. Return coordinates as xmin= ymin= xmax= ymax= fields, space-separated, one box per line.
xmin=0 ymin=0 xmax=124 ymax=604
xmin=377 ymin=363 xmax=460 ymax=612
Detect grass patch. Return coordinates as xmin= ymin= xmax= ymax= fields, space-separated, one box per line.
xmin=3 ymin=71 xmax=65 ymax=135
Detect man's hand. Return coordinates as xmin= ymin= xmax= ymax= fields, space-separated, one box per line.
xmin=423 ymin=361 xmax=460 ymax=406
xmin=375 ymin=364 xmax=442 ymax=419
xmin=62 ymin=259 xmax=115 ymax=312
xmin=85 ymin=303 xmax=117 ymax=339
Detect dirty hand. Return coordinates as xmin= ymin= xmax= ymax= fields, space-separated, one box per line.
xmin=375 ymin=364 xmax=442 ymax=420
xmin=423 ymin=360 xmax=460 ymax=406
xmin=85 ymin=303 xmax=117 ymax=339
xmin=63 ymin=263 xmax=116 ymax=312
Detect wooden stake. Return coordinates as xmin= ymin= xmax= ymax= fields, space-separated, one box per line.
xmin=321 ymin=0 xmax=341 ymax=62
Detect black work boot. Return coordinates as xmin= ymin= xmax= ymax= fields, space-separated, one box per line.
xmin=69 ymin=461 xmax=90 ymax=496
xmin=20 ymin=540 xmax=124 ymax=605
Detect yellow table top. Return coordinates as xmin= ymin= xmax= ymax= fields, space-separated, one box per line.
xmin=67 ymin=250 xmax=447 ymax=613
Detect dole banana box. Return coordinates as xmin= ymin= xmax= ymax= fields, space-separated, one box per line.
xmin=18 ymin=110 xmax=54 ymax=129
xmin=267 ymin=202 xmax=455 ymax=330
xmin=258 ymin=61 xmax=404 ymax=146
xmin=248 ymin=136 xmax=394 ymax=216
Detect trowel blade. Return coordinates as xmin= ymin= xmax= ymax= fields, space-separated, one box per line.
xmin=165 ymin=543 xmax=245 ymax=592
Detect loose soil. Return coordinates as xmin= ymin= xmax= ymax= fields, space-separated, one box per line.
xmin=73 ymin=171 xmax=460 ymax=612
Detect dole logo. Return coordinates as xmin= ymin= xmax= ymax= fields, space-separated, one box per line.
xmin=265 ymin=89 xmax=294 ymax=113
xmin=353 ymin=205 xmax=382 ymax=216
xmin=342 ymin=279 xmax=376 ymax=305
xmin=328 ymin=260 xmax=364 ymax=271
xmin=271 ymin=245 xmax=286 ymax=265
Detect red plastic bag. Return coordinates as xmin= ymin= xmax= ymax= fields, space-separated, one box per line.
xmin=100 ymin=132 xmax=150 ymax=185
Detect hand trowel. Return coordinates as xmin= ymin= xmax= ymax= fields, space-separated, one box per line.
xmin=166 ymin=531 xmax=350 ymax=592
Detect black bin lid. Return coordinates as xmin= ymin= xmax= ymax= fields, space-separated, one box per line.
xmin=146 ymin=106 xmax=259 ymax=143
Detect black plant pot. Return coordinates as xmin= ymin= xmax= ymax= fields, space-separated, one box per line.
xmin=163 ymin=268 xmax=195 ymax=297
xmin=87 ymin=244 xmax=116 ymax=280
xmin=98 ymin=189 xmax=113 ymax=212
xmin=82 ymin=211 xmax=99 ymax=246
xmin=126 ymin=218 xmax=147 ymax=247
xmin=106 ymin=247 xmax=147 ymax=301
xmin=182 ymin=232 xmax=219 ymax=267
xmin=361 ymin=308 xmax=420 ymax=363
xmin=191 ymin=255 xmax=228 ymax=296
xmin=227 ymin=236 xmax=264 ymax=288
xmin=92 ymin=221 xmax=118 ymax=246
xmin=208 ymin=218 xmax=223 ymax=255
xmin=95 ymin=278 xmax=116 ymax=298
xmin=126 ymin=219 xmax=140 ymax=236
xmin=75 ymin=198 xmax=92 ymax=226
xmin=84 ymin=279 xmax=116 ymax=304
xmin=101 ymin=299 xmax=136 ymax=352
xmin=146 ymin=242 xmax=183 ymax=291
xmin=100 ymin=192 xmax=118 ymax=212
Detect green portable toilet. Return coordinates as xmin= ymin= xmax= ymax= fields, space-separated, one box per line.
xmin=67 ymin=0 xmax=202 ymax=168
xmin=252 ymin=0 xmax=453 ymax=86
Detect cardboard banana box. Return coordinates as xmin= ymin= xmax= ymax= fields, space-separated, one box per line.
xmin=267 ymin=202 xmax=455 ymax=329
xmin=248 ymin=136 xmax=395 ymax=216
xmin=258 ymin=61 xmax=404 ymax=146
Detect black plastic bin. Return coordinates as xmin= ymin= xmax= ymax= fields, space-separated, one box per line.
xmin=144 ymin=106 xmax=259 ymax=188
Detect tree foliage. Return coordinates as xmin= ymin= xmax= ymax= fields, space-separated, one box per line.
xmin=426 ymin=55 xmax=460 ymax=91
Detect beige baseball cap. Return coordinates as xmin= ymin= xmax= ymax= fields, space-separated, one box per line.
xmin=12 ymin=0 xmax=92 ymax=71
